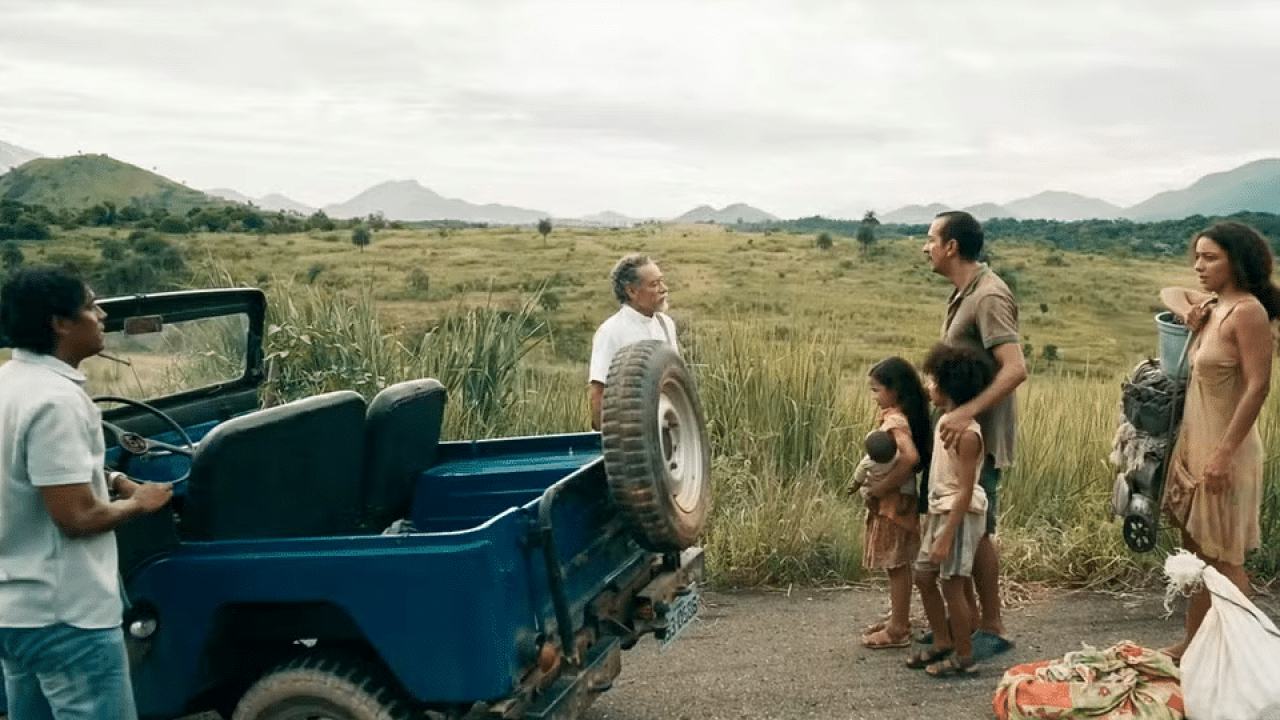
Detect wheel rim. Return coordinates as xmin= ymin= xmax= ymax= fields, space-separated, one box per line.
xmin=658 ymin=376 xmax=705 ymax=514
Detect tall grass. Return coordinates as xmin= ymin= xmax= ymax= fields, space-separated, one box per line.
xmin=689 ymin=319 xmax=870 ymax=586
xmin=690 ymin=319 xmax=863 ymax=483
xmin=256 ymin=279 xmax=579 ymax=439
xmin=208 ymin=266 xmax=1280 ymax=589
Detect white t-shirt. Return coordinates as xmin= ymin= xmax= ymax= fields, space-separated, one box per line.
xmin=588 ymin=304 xmax=679 ymax=384
xmin=0 ymin=349 xmax=122 ymax=629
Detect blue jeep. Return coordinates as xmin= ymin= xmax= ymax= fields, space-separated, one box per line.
xmin=1 ymin=288 xmax=709 ymax=720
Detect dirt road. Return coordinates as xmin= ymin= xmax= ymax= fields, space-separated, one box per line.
xmin=586 ymin=582 xmax=1280 ymax=720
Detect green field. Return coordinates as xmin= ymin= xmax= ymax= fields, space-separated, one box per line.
xmin=19 ymin=223 xmax=1278 ymax=588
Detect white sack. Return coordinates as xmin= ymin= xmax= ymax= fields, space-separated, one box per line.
xmin=1164 ymin=550 xmax=1280 ymax=720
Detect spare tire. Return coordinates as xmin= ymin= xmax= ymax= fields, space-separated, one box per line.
xmin=601 ymin=339 xmax=711 ymax=551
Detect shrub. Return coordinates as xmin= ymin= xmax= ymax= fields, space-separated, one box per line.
xmin=158 ymin=216 xmax=190 ymax=234
xmin=406 ymin=267 xmax=430 ymax=294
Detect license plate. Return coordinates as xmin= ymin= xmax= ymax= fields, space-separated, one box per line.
xmin=658 ymin=585 xmax=699 ymax=650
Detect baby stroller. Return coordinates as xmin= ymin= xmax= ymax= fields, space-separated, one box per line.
xmin=1110 ymin=314 xmax=1191 ymax=552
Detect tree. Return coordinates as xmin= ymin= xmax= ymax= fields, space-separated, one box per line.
xmin=351 ymin=224 xmax=372 ymax=251
xmin=537 ymin=218 xmax=552 ymax=245
xmin=856 ymin=210 xmax=880 ymax=257
xmin=815 ymin=232 xmax=834 ymax=250
xmin=1 ymin=241 xmax=23 ymax=271
xmin=306 ymin=210 xmax=336 ymax=232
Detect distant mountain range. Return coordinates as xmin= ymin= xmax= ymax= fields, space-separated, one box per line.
xmin=1123 ymin=158 xmax=1280 ymax=221
xmin=3 ymin=143 xmax=1280 ymax=225
xmin=879 ymin=191 xmax=1126 ymax=224
xmin=878 ymin=160 xmax=1280 ymax=223
xmin=673 ymin=203 xmax=779 ymax=224
xmin=320 ymin=180 xmax=549 ymax=224
xmin=206 ymin=188 xmax=317 ymax=215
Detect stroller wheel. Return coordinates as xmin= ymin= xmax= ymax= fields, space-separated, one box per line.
xmin=1123 ymin=513 xmax=1158 ymax=553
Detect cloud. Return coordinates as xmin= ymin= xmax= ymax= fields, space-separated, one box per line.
xmin=2 ymin=0 xmax=1280 ymax=217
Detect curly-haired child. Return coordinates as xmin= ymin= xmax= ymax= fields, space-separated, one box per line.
xmin=907 ymin=343 xmax=995 ymax=676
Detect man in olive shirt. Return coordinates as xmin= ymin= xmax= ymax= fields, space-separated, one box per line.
xmin=923 ymin=211 xmax=1027 ymax=661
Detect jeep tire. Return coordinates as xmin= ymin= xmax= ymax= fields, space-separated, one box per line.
xmin=601 ymin=339 xmax=711 ymax=551
xmin=232 ymin=652 xmax=414 ymax=720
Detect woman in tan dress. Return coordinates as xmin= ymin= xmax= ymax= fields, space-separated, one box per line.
xmin=1159 ymin=221 xmax=1280 ymax=661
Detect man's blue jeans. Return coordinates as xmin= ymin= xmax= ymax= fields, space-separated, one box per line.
xmin=0 ymin=623 xmax=137 ymax=720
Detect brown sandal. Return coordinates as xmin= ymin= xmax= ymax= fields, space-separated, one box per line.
xmin=862 ymin=617 xmax=890 ymax=635
xmin=906 ymin=645 xmax=951 ymax=669
xmin=861 ymin=627 xmax=911 ymax=649
xmin=925 ymin=653 xmax=979 ymax=677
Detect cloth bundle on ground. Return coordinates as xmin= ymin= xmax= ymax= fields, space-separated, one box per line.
xmin=1164 ymin=550 xmax=1280 ymax=720
xmin=993 ymin=642 xmax=1183 ymax=720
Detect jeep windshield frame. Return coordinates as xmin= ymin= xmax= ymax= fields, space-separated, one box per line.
xmin=93 ymin=288 xmax=267 ymax=421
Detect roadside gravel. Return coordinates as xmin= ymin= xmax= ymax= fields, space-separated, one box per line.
xmin=586 ymin=582 xmax=1280 ymax=720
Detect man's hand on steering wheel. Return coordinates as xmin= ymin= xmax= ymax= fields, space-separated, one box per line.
xmin=94 ymin=396 xmax=195 ymax=484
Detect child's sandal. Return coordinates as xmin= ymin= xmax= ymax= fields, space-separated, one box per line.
xmin=925 ymin=654 xmax=978 ymax=678
xmin=905 ymin=646 xmax=951 ymax=669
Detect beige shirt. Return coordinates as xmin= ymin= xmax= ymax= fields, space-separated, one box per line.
xmin=942 ymin=264 xmax=1019 ymax=468
xmin=926 ymin=419 xmax=988 ymax=515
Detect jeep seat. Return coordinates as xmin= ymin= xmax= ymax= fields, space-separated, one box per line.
xmin=362 ymin=378 xmax=447 ymax=532
xmin=181 ymin=390 xmax=367 ymax=541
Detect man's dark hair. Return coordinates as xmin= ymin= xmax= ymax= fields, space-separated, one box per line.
xmin=921 ymin=343 xmax=995 ymax=407
xmin=1 ymin=266 xmax=88 ymax=354
xmin=864 ymin=429 xmax=897 ymax=464
xmin=610 ymin=253 xmax=652 ymax=305
xmin=934 ymin=210 xmax=985 ymax=262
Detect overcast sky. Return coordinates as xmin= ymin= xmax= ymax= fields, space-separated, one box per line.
xmin=3 ymin=0 xmax=1279 ymax=219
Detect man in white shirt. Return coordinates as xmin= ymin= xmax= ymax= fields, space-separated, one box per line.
xmin=588 ymin=254 xmax=679 ymax=430
xmin=0 ymin=266 xmax=172 ymax=720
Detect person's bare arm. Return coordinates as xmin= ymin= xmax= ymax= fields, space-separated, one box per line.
xmin=937 ymin=342 xmax=1027 ymax=450
xmin=1203 ymin=302 xmax=1273 ymax=494
xmin=589 ymin=381 xmax=605 ymax=431
xmin=1160 ymin=287 xmax=1215 ymax=331
xmin=41 ymin=475 xmax=172 ymax=538
xmin=866 ymin=425 xmax=919 ymax=499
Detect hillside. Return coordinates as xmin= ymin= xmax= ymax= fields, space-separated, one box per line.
xmin=1125 ymin=157 xmax=1280 ymax=221
xmin=880 ymin=158 xmax=1280 ymax=223
xmin=880 ymin=203 xmax=950 ymax=224
xmin=207 ymin=187 xmax=316 ymax=214
xmin=323 ymin=179 xmax=547 ymax=224
xmin=961 ymin=202 xmax=1010 ymax=221
xmin=0 ymin=154 xmax=223 ymax=212
xmin=1 ymin=140 xmax=41 ymax=174
xmin=578 ymin=210 xmax=640 ymax=227
xmin=1005 ymin=190 xmax=1124 ymax=221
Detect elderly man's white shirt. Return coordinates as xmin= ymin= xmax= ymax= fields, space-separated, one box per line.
xmin=589 ymin=304 xmax=679 ymax=384
xmin=0 ymin=349 xmax=121 ymax=629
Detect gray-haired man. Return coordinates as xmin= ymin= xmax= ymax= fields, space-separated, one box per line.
xmin=587 ymin=254 xmax=679 ymax=430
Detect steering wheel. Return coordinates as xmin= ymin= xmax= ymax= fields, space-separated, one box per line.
xmin=94 ymin=396 xmax=195 ymax=485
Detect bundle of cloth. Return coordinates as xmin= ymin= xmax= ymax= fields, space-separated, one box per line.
xmin=993 ymin=642 xmax=1183 ymax=720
